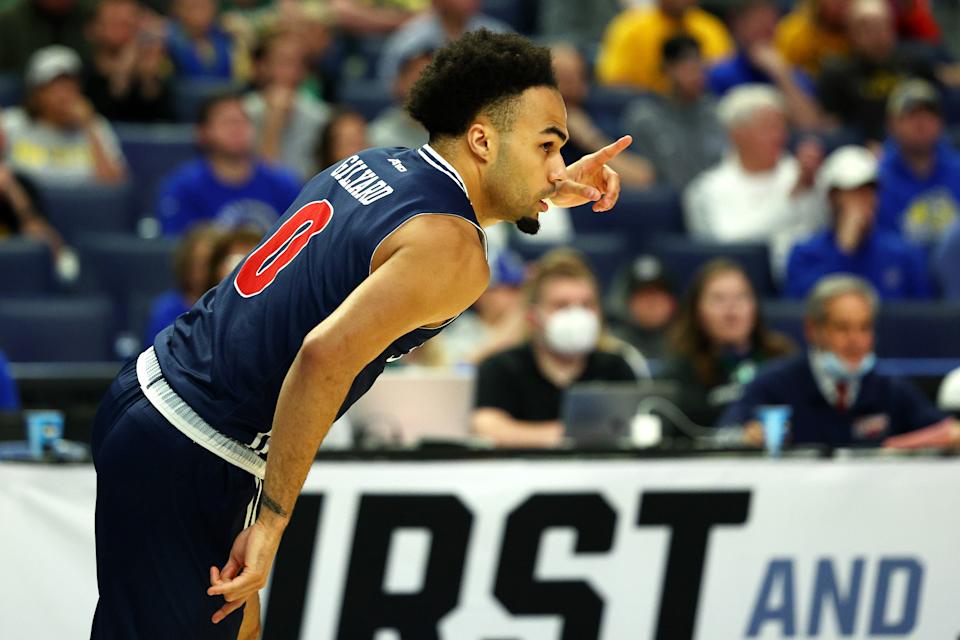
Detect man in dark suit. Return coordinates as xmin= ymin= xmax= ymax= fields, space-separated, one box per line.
xmin=721 ymin=273 xmax=959 ymax=448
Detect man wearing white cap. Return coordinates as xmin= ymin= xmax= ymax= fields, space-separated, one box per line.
xmin=784 ymin=145 xmax=932 ymax=299
xmin=1 ymin=45 xmax=126 ymax=185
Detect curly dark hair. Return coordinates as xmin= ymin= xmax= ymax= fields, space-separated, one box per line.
xmin=406 ymin=29 xmax=557 ymax=139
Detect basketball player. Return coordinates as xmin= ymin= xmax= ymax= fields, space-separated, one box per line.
xmin=91 ymin=30 xmax=631 ymax=639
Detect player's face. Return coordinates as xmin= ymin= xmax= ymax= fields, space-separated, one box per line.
xmin=487 ymin=87 xmax=568 ymax=233
xmin=810 ymin=293 xmax=875 ymax=368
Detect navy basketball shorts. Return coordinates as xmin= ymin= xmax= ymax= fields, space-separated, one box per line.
xmin=90 ymin=359 xmax=258 ymax=639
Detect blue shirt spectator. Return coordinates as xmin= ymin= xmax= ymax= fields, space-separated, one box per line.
xmin=156 ymin=158 xmax=301 ymax=235
xmin=166 ymin=25 xmax=234 ymax=80
xmin=877 ymin=109 xmax=960 ymax=245
xmin=707 ymin=0 xmax=820 ymax=130
xmin=709 ymin=51 xmax=815 ymax=97
xmin=166 ymin=0 xmax=237 ymax=80
xmin=786 ymin=145 xmax=933 ymax=300
xmin=0 ymin=351 xmax=20 ymax=411
xmin=786 ymin=229 xmax=932 ymax=300
xmin=721 ymin=275 xmax=947 ymax=448
xmin=155 ymin=92 xmax=302 ymax=236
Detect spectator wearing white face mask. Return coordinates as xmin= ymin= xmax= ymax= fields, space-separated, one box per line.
xmin=471 ymin=249 xmax=638 ymax=448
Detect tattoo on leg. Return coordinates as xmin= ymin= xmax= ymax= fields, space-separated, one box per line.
xmin=261 ymin=492 xmax=289 ymax=518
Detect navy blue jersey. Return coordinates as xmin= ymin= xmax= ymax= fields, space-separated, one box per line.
xmin=152 ymin=145 xmax=485 ymax=449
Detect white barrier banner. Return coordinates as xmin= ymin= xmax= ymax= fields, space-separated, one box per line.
xmin=3 ymin=459 xmax=959 ymax=639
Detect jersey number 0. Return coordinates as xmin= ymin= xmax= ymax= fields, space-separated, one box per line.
xmin=234 ymin=199 xmax=334 ymax=298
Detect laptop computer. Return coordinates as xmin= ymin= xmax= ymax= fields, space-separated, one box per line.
xmin=561 ymin=381 xmax=681 ymax=447
xmin=346 ymin=370 xmax=475 ymax=446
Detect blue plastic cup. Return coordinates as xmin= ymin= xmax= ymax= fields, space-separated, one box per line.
xmin=25 ymin=410 xmax=64 ymax=460
xmin=756 ymin=405 xmax=791 ymax=457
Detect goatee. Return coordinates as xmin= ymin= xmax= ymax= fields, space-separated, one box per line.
xmin=516 ymin=216 xmax=540 ymax=235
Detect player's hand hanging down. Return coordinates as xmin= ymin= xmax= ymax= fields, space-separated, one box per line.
xmin=207 ymin=518 xmax=283 ymax=624
xmin=549 ymin=135 xmax=633 ymax=213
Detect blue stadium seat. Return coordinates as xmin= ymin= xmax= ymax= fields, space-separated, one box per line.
xmin=173 ymin=80 xmax=242 ymax=122
xmin=761 ymin=299 xmax=805 ymax=346
xmin=0 ymin=73 xmax=22 ymax=107
xmin=76 ymin=234 xmax=178 ymax=328
xmin=943 ymin=87 xmax=960 ymax=126
xmin=339 ymin=79 xmax=392 ymax=120
xmin=481 ymin=0 xmax=537 ymax=34
xmin=509 ymin=233 xmax=631 ymax=293
xmin=569 ymin=187 xmax=683 ymax=242
xmin=585 ymin=87 xmax=647 ymax=139
xmin=36 ymin=183 xmax=135 ymax=242
xmin=0 ymin=297 xmax=114 ymax=362
xmin=877 ymin=303 xmax=960 ymax=358
xmin=115 ymin=124 xmax=197 ymax=215
xmin=654 ymin=235 xmax=776 ymax=296
xmin=0 ymin=239 xmax=54 ymax=295
xmin=761 ymin=302 xmax=960 ymax=359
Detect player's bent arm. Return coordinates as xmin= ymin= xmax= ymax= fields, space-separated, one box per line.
xmin=258 ymin=216 xmax=490 ymax=532
xmin=471 ymin=407 xmax=564 ymax=448
xmin=207 ymin=217 xmax=488 ymax=620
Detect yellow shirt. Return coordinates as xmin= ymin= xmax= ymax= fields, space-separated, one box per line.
xmin=774 ymin=6 xmax=850 ymax=76
xmin=596 ymin=7 xmax=733 ymax=94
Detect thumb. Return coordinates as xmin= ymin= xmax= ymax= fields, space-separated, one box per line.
xmin=220 ymin=556 xmax=242 ymax=582
xmin=556 ymin=179 xmax=600 ymax=202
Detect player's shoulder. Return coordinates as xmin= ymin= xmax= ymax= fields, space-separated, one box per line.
xmin=401 ymin=214 xmax=486 ymax=258
xmin=380 ymin=213 xmax=489 ymax=294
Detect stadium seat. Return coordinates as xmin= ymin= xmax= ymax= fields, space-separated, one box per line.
xmin=761 ymin=299 xmax=806 ymax=346
xmin=568 ymin=187 xmax=684 ymax=242
xmin=75 ymin=234 xmax=177 ymax=329
xmin=761 ymin=302 xmax=960 ymax=359
xmin=943 ymin=87 xmax=960 ymax=126
xmin=877 ymin=303 xmax=960 ymax=358
xmin=0 ymin=73 xmax=22 ymax=107
xmin=339 ymin=79 xmax=392 ymax=120
xmin=35 ymin=183 xmax=136 ymax=242
xmin=0 ymin=239 xmax=54 ymax=295
xmin=585 ymin=87 xmax=648 ymax=139
xmin=509 ymin=232 xmax=631 ymax=293
xmin=0 ymin=296 xmax=114 ymax=362
xmin=115 ymin=124 xmax=197 ymax=215
xmin=481 ymin=0 xmax=537 ymax=34
xmin=173 ymin=79 xmax=243 ymax=122
xmin=653 ymin=235 xmax=776 ymax=296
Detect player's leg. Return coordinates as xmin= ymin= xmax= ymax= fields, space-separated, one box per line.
xmin=91 ymin=362 xmax=258 ymax=639
xmin=238 ymin=594 xmax=261 ymax=640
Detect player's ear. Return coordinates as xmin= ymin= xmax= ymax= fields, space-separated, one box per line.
xmin=466 ymin=119 xmax=495 ymax=162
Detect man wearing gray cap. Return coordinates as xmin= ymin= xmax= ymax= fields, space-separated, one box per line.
xmin=1 ymin=45 xmax=126 ymax=185
xmin=876 ymin=78 xmax=960 ymax=246
xmin=784 ymin=145 xmax=932 ymax=300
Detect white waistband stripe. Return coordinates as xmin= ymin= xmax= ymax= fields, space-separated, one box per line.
xmin=137 ymin=348 xmax=266 ymax=479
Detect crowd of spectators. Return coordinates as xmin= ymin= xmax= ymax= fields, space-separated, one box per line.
xmin=3 ymin=0 xmax=960 ymax=452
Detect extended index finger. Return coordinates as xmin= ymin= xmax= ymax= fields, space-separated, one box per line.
xmin=588 ymin=135 xmax=633 ymax=165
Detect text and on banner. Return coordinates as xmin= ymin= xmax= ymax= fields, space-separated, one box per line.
xmin=2 ymin=459 xmax=959 ymax=639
